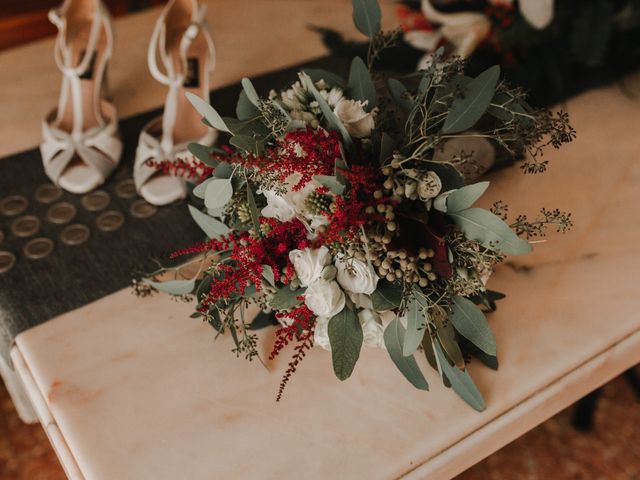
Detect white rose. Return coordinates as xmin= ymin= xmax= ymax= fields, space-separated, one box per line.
xmin=335 ymin=254 xmax=379 ymax=295
xmin=333 ymin=98 xmax=375 ymax=138
xmin=359 ymin=309 xmax=384 ymax=348
xmin=261 ymin=190 xmax=296 ymax=221
xmin=313 ymin=316 xmax=331 ymax=351
xmin=289 ymin=246 xmax=331 ymax=287
xmin=304 ymin=280 xmax=345 ymax=318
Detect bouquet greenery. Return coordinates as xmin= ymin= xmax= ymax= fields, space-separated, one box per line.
xmin=319 ymin=0 xmax=640 ymax=106
xmin=140 ymin=0 xmax=574 ymax=410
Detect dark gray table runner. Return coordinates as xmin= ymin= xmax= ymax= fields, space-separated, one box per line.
xmin=0 ymin=56 xmax=349 ymax=361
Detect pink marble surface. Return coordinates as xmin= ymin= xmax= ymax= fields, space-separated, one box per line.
xmin=12 ymin=76 xmax=640 ymax=479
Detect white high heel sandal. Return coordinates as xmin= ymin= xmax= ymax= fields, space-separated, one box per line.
xmin=134 ymin=0 xmax=218 ymax=206
xmin=40 ymin=0 xmax=122 ymax=194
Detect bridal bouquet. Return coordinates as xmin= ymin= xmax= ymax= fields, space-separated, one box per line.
xmin=140 ymin=0 xmax=574 ymax=410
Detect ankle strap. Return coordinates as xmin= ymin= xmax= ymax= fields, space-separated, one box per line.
xmin=147 ymin=2 xmax=216 ymax=87
xmin=49 ymin=1 xmax=114 ymax=78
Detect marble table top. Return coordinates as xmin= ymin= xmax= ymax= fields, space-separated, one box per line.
xmin=3 ymin=1 xmax=640 ymax=479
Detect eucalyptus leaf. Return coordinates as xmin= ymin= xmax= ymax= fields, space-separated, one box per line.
xmin=246 ymin=186 xmax=261 ymax=233
xmin=313 ymin=175 xmax=345 ymax=195
xmin=207 ymin=309 xmax=223 ymax=332
xmin=214 ymin=162 xmax=233 ymax=179
xmin=432 ymin=307 xmax=465 ymax=369
xmin=195 ymin=275 xmax=213 ymax=302
xmin=241 ymin=77 xmax=260 ymax=107
xmin=193 ymin=178 xmax=213 ymax=199
xmin=230 ymin=135 xmax=264 ymax=155
xmin=474 ymin=350 xmax=499 ymax=370
xmin=487 ymin=92 xmax=513 ymax=122
xmin=204 ymin=178 xmax=233 ymax=210
xmin=188 ymin=204 xmax=230 ymax=239
xmin=302 ymin=69 xmax=347 ymax=89
xmin=348 ymin=56 xmax=376 ymax=109
xmin=422 ymin=335 xmax=451 ymax=387
xmin=352 ymin=0 xmax=381 ymax=38
xmin=451 ymin=296 xmax=496 ymax=355
xmin=449 ymin=208 xmax=532 ymax=255
xmin=144 ymin=278 xmax=195 ymax=296
xmin=188 ymin=142 xmax=217 ymax=167
xmin=223 ymin=117 xmax=270 ymax=138
xmin=384 ymin=317 xmax=429 ymax=390
xmin=328 ymin=306 xmax=363 ymax=381
xmin=445 ymin=181 xmax=490 ymax=212
xmin=236 ymin=90 xmax=260 ymax=120
xmin=418 ymin=71 xmax=432 ymax=94
xmin=249 ymin=311 xmax=278 ymax=330
xmin=434 ymin=341 xmax=486 ymax=411
xmin=387 ymin=78 xmax=414 ymax=112
xmin=261 ymin=264 xmax=275 ymax=287
xmin=185 ymin=92 xmax=230 ymax=133
xmin=371 ymin=281 xmax=403 ymax=310
xmin=402 ymin=293 xmax=427 ymax=356
xmin=443 ymin=65 xmax=500 ymax=134
xmin=379 ymin=133 xmax=396 ymax=164
xmin=269 ymin=286 xmax=306 ymax=310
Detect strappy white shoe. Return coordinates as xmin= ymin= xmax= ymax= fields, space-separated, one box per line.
xmin=134 ymin=0 xmax=218 ymax=206
xmin=41 ymin=0 xmax=122 ymax=194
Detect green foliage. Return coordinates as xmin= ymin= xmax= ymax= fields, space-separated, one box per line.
xmin=144 ymin=278 xmax=195 ymax=296
xmin=300 ymin=73 xmax=353 ymax=146
xmin=443 ymin=66 xmax=501 ymax=134
xmin=302 ymin=69 xmax=347 ymax=89
xmin=450 ymin=296 xmax=497 ymax=356
xmin=371 ymin=281 xmax=403 ymax=310
xmin=348 ymin=56 xmax=377 ymax=109
xmin=204 ymin=178 xmax=233 ymax=211
xmin=450 ymin=208 xmax=532 ymax=255
xmin=351 ymin=0 xmax=381 ymax=38
xmin=249 ymin=311 xmax=278 ymax=330
xmin=387 ymin=78 xmax=414 ymax=112
xmin=446 ymin=182 xmax=490 ymax=213
xmin=328 ymin=306 xmax=364 ymax=380
xmin=402 ymin=292 xmax=427 ymax=356
xmin=241 ymin=77 xmax=260 ymax=107
xmin=188 ymin=142 xmax=218 ymax=167
xmin=313 ymin=175 xmax=345 ymax=195
xmin=236 ymin=90 xmax=259 ymax=120
xmin=434 ymin=342 xmax=486 ymax=412
xmin=384 ymin=317 xmax=429 ymax=390
xmin=269 ymin=286 xmax=306 ymax=310
xmin=188 ymin=205 xmax=230 ymax=239
xmin=186 ymin=92 xmax=230 ymax=133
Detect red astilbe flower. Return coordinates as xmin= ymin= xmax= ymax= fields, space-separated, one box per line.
xmin=189 ymin=218 xmax=310 ymax=310
xmin=276 ymin=327 xmax=314 ymax=402
xmin=314 ymin=164 xmax=386 ymax=245
xmin=268 ymin=304 xmax=316 ymax=402
xmin=269 ymin=304 xmax=315 ymax=360
xmin=233 ymin=128 xmax=341 ymax=191
xmin=146 ymin=156 xmax=214 ymax=183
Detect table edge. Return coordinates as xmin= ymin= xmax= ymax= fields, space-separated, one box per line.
xmin=401 ymin=328 xmax=640 ymax=480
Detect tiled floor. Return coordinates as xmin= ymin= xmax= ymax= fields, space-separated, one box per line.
xmin=0 ymin=371 xmax=638 ymax=479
